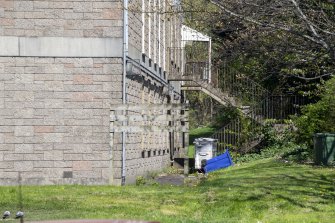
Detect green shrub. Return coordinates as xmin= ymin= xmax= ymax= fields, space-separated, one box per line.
xmin=136 ymin=176 xmax=147 ymax=186
xmin=293 ymin=77 xmax=335 ymax=149
xmin=262 ymin=119 xmax=295 ymax=147
xmin=235 ymin=119 xmax=304 ymax=163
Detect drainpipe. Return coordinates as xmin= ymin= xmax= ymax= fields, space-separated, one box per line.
xmin=121 ymin=0 xmax=129 ymax=186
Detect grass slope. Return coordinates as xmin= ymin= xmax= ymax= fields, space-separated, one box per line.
xmin=1 ymin=159 xmax=335 ymax=223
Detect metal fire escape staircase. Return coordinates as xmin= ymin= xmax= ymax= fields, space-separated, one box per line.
xmin=168 ymin=60 xmax=270 ymax=154
xmin=168 ymin=26 xmax=270 ymax=154
xmin=169 ymin=62 xmax=238 ymax=107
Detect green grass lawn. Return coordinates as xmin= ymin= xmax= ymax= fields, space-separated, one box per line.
xmin=1 ymin=159 xmax=335 ymax=223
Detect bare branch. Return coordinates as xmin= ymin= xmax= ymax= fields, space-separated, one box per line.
xmin=289 ymin=0 xmax=330 ymax=50
xmin=209 ymin=0 xmax=331 ymax=49
xmin=287 ymin=73 xmax=333 ymax=81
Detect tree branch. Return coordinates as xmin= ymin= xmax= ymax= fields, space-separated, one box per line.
xmin=287 ymin=73 xmax=333 ymax=81
xmin=289 ymin=0 xmax=330 ymax=50
xmin=209 ymin=0 xmax=330 ymax=50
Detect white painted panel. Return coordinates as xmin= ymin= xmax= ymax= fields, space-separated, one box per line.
xmin=0 ymin=36 xmax=19 ymax=56
xmin=19 ymin=37 xmax=122 ymax=57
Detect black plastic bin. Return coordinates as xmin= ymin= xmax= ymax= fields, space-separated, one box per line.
xmin=314 ymin=133 xmax=335 ymax=165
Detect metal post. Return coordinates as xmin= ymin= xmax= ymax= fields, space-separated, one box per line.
xmin=208 ymin=38 xmax=212 ymax=83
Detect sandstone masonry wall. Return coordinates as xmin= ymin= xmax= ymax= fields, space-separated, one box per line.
xmin=0 ymin=0 xmax=185 ymax=185
xmin=0 ymin=0 xmax=122 ymax=38
xmin=0 ymin=57 xmax=122 ymax=185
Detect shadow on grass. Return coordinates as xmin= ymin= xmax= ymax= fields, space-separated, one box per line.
xmin=189 ymin=127 xmax=217 ymax=145
xmin=201 ymin=159 xmax=335 ymax=211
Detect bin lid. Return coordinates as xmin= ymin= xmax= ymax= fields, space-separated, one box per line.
xmin=194 ymin=138 xmax=217 ymax=145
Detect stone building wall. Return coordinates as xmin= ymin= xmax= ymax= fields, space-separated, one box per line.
xmin=0 ymin=0 xmax=185 ymax=185
xmin=0 ymin=57 xmax=122 ymax=185
xmin=0 ymin=0 xmax=123 ymax=38
xmin=111 ymin=75 xmax=173 ymax=185
xmin=0 ymin=0 xmax=124 ymax=185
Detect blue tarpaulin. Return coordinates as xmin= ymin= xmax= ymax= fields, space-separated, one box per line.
xmin=204 ymin=149 xmax=234 ymax=173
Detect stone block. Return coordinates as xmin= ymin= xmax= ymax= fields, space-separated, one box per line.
xmin=69 ymin=126 xmax=93 ymax=137
xmin=42 ymin=133 xmax=64 ymax=143
xmin=0 ymin=8 xmax=4 ymax=18
xmin=63 ymin=29 xmax=84 ymax=37
xmin=34 ymin=126 xmax=55 ymax=134
xmin=45 ymin=81 xmax=64 ymax=91
xmin=15 ymin=73 xmax=34 ymax=83
xmin=63 ymin=153 xmax=83 ymax=161
xmin=49 ymin=1 xmax=73 ymax=9
xmin=15 ymin=19 xmax=34 ymax=29
xmin=14 ymin=1 xmax=34 ymax=11
xmin=102 ymin=9 xmax=122 ymax=20
xmin=64 ymin=144 xmax=93 ymax=154
xmin=63 ymin=12 xmax=84 ymax=20
xmin=42 ymin=168 xmax=63 ymax=178
xmin=92 ymin=74 xmax=113 ymax=82
xmin=103 ymin=27 xmax=122 ymax=37
xmin=44 ymin=64 xmax=64 ymax=74
xmin=44 ymin=150 xmax=63 ymax=161
xmin=15 ymin=144 xmax=34 ymax=153
xmin=73 ymin=161 xmax=92 ymax=171
xmin=21 ymin=171 xmax=44 ymax=179
xmin=14 ymin=161 xmax=34 ymax=171
xmin=0 ymin=133 xmax=3 ymax=143
xmin=93 ymin=19 xmax=117 ymax=27
xmin=83 ymin=29 xmax=103 ymax=37
xmin=12 ymin=108 xmax=34 ymax=119
xmin=70 ymin=92 xmax=95 ymax=102
xmin=92 ymin=160 xmax=110 ymax=167
xmin=0 ymin=0 xmax=14 ymax=9
xmin=13 ymin=91 xmax=34 ymax=101
xmin=14 ymin=126 xmax=34 ymax=137
xmin=63 ymin=136 xmax=84 ymax=144
xmin=103 ymin=82 xmax=122 ymax=92
xmin=74 ymin=2 xmax=93 ymax=13
xmin=24 ymin=153 xmax=44 ymax=161
xmin=44 ymin=99 xmax=64 ymax=108
xmin=73 ymin=170 xmax=101 ymax=179
xmin=54 ymin=161 xmax=72 ymax=168
xmin=83 ymin=151 xmax=109 ymax=161
xmin=0 ymin=161 xmax=13 ymax=168
xmin=34 ymin=143 xmax=53 ymax=151
xmin=102 ymin=168 xmax=111 ymax=179
xmin=33 ymin=1 xmax=49 ymax=9
xmin=0 ymin=143 xmax=14 ymax=151
xmin=33 ymin=160 xmax=54 ymax=168
xmin=0 ymin=18 xmax=15 ymax=26
xmin=73 ymin=58 xmax=93 ymax=68
xmin=0 ymin=171 xmax=17 ymax=178
xmin=24 ymin=66 xmax=45 ymax=74
xmin=83 ymin=134 xmax=109 ymax=144
xmin=0 ymin=126 xmax=14 ymax=133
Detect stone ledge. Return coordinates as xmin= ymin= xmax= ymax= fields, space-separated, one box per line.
xmin=0 ymin=36 xmax=123 ymax=57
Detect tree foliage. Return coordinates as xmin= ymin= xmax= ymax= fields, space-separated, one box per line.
xmin=182 ymin=0 xmax=335 ymax=95
xmin=293 ymin=77 xmax=335 ymax=147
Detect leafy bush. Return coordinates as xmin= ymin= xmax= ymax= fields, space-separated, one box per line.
xmin=212 ymin=105 xmax=240 ymax=128
xmin=293 ymin=77 xmax=335 ymax=148
xmin=262 ymin=119 xmax=295 ymax=147
xmin=234 ymin=119 xmax=308 ymax=163
xmin=136 ymin=176 xmax=147 ymax=186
